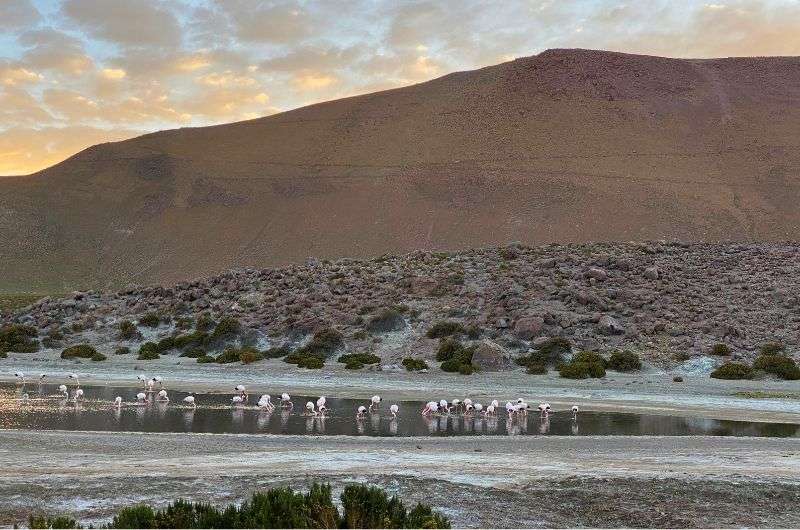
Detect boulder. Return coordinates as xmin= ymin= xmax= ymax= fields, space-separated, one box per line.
xmin=597 ymin=315 xmax=625 ymax=335
xmin=471 ymin=339 xmax=512 ymax=371
xmin=585 ymin=267 xmax=608 ymax=281
xmin=513 ymin=316 xmax=545 ymax=340
xmin=643 ymin=267 xmax=660 ymax=280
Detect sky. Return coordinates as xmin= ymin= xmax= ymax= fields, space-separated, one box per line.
xmin=2 ymin=0 xmax=800 ymax=176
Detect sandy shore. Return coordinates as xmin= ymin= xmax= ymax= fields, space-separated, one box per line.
xmin=1 ymin=430 xmax=799 ymax=527
xmin=3 ymin=353 xmax=800 ymax=423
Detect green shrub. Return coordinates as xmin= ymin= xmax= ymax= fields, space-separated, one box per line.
xmin=209 ymin=317 xmax=241 ymax=343
xmin=180 ymin=347 xmax=207 ymax=358
xmin=761 ymin=342 xmax=786 ymax=356
xmin=366 ymin=309 xmax=406 ymax=333
xmin=436 ymin=337 xmax=464 ymax=362
xmin=345 ymin=360 xmax=364 ymax=370
xmin=138 ymin=313 xmax=161 ymax=328
xmin=195 ymin=313 xmax=215 ymax=332
xmin=215 ymin=347 xmax=262 ymax=364
xmin=0 ymin=350 xmax=7 ymax=359
xmin=338 ymin=352 xmax=380 ymax=365
xmin=458 ymin=363 xmax=475 ymax=375
xmin=173 ymin=331 xmax=208 ymax=350
xmin=426 ymin=321 xmax=465 ymax=339
xmin=753 ymin=354 xmax=800 ymax=380
xmin=402 ymin=358 xmax=428 ymax=371
xmin=607 ymin=350 xmax=642 ymax=372
xmin=196 ymin=355 xmax=216 ymax=364
xmin=559 ymin=361 xmax=605 ymax=379
xmin=61 ymin=344 xmax=98 ymax=359
xmin=137 ymin=342 xmax=160 ymax=360
xmin=91 ymin=352 xmax=107 ymax=362
xmin=298 ymin=356 xmax=324 ymax=369
xmin=526 ymin=363 xmax=547 ymax=375
xmin=711 ymin=343 xmax=731 ymax=356
xmin=517 ymin=337 xmax=572 ymax=368
xmin=155 ymin=336 xmax=176 ymax=353
xmin=296 ymin=328 xmax=344 ymax=358
xmin=28 ymin=514 xmax=79 ymax=529
xmin=440 ymin=358 xmax=463 ymax=372
xmin=34 ymin=483 xmax=449 ymax=529
xmin=114 ymin=346 xmax=130 ymax=355
xmin=572 ymin=351 xmax=606 ymax=367
xmin=465 ymin=325 xmax=482 ymax=340
xmin=710 ymin=362 xmax=753 ymax=380
xmin=263 ymin=345 xmax=292 ymax=358
xmin=0 ymin=324 xmax=40 ymax=353
xmin=118 ymin=320 xmax=138 ymax=340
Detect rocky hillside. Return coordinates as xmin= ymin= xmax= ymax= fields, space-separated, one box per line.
xmin=3 ymin=242 xmax=799 ymax=369
xmin=3 ymin=49 xmax=800 ymax=292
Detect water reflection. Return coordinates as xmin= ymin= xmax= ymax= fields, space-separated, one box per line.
xmin=0 ymin=383 xmax=798 ymax=438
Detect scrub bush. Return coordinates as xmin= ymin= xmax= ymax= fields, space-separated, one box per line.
xmin=710 ymin=343 xmax=731 ymax=356
xmin=607 ymin=350 xmax=642 ymax=372
xmin=0 ymin=324 xmax=39 ymax=353
xmin=138 ymin=313 xmax=161 ymax=328
xmin=710 ymin=362 xmax=753 ymax=380
xmin=753 ymin=354 xmax=800 ymax=380
xmin=426 ymin=321 xmax=464 ymax=339
xmin=61 ymin=344 xmax=98 ymax=359
xmin=402 ymin=358 xmax=428 ymax=371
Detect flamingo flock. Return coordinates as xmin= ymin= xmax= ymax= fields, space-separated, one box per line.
xmin=6 ymin=371 xmax=581 ymax=433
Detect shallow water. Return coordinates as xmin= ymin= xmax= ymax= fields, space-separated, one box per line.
xmin=1 ymin=383 xmax=798 ymax=437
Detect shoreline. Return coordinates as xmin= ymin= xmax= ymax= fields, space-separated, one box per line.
xmin=3 ymin=354 xmax=800 ymax=424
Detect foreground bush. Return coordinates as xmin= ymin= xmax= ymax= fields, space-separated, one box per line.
xmin=61 ymin=344 xmax=99 ymax=360
xmin=215 ymin=347 xmax=263 ymax=365
xmin=27 ymin=482 xmax=452 ymax=529
xmin=753 ymin=354 xmax=800 ymax=380
xmin=293 ymin=328 xmax=344 ymax=359
xmin=137 ymin=342 xmax=160 ymax=360
xmin=710 ymin=361 xmax=753 ymax=380
xmin=607 ymin=350 xmax=642 ymax=372
xmin=710 ymin=343 xmax=731 ymax=356
xmin=118 ymin=320 xmax=139 ymax=340
xmin=0 ymin=324 xmax=40 ymax=353
xmin=436 ymin=338 xmax=476 ymax=374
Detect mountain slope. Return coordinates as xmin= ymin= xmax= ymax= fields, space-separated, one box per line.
xmin=2 ymin=48 xmax=800 ymax=292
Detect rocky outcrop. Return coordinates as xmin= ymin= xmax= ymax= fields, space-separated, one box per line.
xmin=471 ymin=340 xmax=512 ymax=371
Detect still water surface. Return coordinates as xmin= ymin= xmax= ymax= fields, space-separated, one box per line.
xmin=1 ymin=383 xmax=798 ymax=437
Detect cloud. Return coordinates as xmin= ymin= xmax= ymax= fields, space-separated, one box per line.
xmin=218 ymin=0 xmax=312 ymax=43
xmin=19 ymin=28 xmax=94 ymax=76
xmin=62 ymin=0 xmax=181 ymax=47
xmin=0 ymin=0 xmax=41 ymax=32
xmin=0 ymin=60 xmax=43 ymax=86
xmin=292 ymin=72 xmax=338 ymax=91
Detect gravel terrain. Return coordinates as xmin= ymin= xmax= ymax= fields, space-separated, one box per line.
xmin=1 ymin=430 xmax=799 ymax=528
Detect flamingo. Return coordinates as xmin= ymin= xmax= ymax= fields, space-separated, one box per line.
xmin=152 ymin=376 xmax=163 ymax=389
xmin=465 ymin=402 xmax=475 ymax=415
xmin=58 ymin=384 xmax=68 ymax=398
xmin=484 ymin=404 xmax=496 ymax=417
xmin=183 ymin=395 xmax=197 ymax=408
xmin=146 ymin=379 xmax=155 ymax=392
xmin=490 ymin=399 xmax=499 ymax=408
xmin=14 ymin=372 xmax=25 ymax=385
xmin=258 ymin=394 xmax=274 ymax=410
xmin=281 ymin=393 xmax=292 ymax=409
xmin=73 ymin=388 xmax=84 ymax=402
xmin=450 ymin=399 xmax=461 ymax=413
xmin=390 ymin=404 xmax=399 ymax=418
xmin=463 ymin=398 xmax=473 ymax=410
xmin=20 ymin=392 xmax=29 ymax=404
xmin=474 ymin=403 xmax=484 ymax=414
xmin=156 ymin=389 xmax=169 ymax=402
xmin=305 ymin=401 xmax=317 ymax=416
xmin=136 ymin=374 xmax=147 ymax=388
xmin=422 ymin=401 xmax=439 ymax=415
xmin=369 ymin=395 xmax=381 ymax=412
xmin=68 ymin=373 xmax=80 ymax=386
xmin=39 ymin=374 xmax=47 ymax=383
xmin=356 ymin=405 xmax=367 ymax=419
xmin=235 ymin=385 xmax=248 ymax=402
xmin=439 ymin=399 xmax=449 ymax=413
xmin=114 ymin=396 xmax=122 ymax=408
xmin=136 ymin=392 xmax=148 ymax=405
xmin=572 ymin=405 xmax=579 ymax=419
xmin=232 ymin=395 xmax=244 ymax=407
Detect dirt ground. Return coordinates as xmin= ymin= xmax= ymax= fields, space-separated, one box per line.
xmin=1 ymin=430 xmax=799 ymax=528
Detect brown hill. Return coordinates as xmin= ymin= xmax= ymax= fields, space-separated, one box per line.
xmin=2 ymin=48 xmax=800 ymax=293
